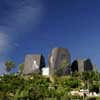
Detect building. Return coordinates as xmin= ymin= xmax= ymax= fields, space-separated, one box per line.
xmin=71 ymin=58 xmax=94 ymax=72
xmin=42 ymin=67 xmax=49 ymax=76
xmin=48 ymin=47 xmax=71 ymax=76
xmin=23 ymin=54 xmax=45 ymax=74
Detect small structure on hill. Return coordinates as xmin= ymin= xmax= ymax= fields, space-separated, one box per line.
xmin=48 ymin=47 xmax=71 ymax=76
xmin=23 ymin=54 xmax=45 ymax=74
xmin=71 ymin=58 xmax=95 ymax=72
xmin=42 ymin=67 xmax=49 ymax=76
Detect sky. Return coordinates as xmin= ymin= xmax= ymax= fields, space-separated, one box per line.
xmin=0 ymin=0 xmax=100 ymax=74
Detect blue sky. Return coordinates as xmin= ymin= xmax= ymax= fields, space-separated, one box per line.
xmin=0 ymin=0 xmax=100 ymax=73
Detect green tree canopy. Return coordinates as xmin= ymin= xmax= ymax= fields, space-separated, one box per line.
xmin=19 ymin=63 xmax=24 ymax=74
xmin=4 ymin=60 xmax=15 ymax=72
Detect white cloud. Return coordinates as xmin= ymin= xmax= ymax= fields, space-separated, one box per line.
xmin=0 ymin=33 xmax=9 ymax=53
xmin=13 ymin=43 xmax=19 ymax=47
xmin=3 ymin=0 xmax=44 ymax=34
xmin=0 ymin=33 xmax=9 ymax=74
xmin=0 ymin=61 xmax=6 ymax=75
xmin=0 ymin=0 xmax=45 ymax=74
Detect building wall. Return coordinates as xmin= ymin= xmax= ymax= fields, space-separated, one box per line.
xmin=23 ymin=54 xmax=45 ymax=74
xmin=48 ymin=48 xmax=71 ymax=76
xmin=71 ymin=58 xmax=94 ymax=73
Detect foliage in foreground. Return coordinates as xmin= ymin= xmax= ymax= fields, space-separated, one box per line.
xmin=0 ymin=72 xmax=100 ymax=100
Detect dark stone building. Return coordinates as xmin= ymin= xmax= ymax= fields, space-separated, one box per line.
xmin=48 ymin=48 xmax=71 ymax=76
xmin=23 ymin=54 xmax=45 ymax=74
xmin=71 ymin=58 xmax=94 ymax=73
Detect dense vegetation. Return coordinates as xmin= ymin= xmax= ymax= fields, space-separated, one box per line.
xmin=0 ymin=71 xmax=100 ymax=100
xmin=0 ymin=60 xmax=100 ymax=100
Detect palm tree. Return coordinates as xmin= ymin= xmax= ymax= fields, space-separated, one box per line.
xmin=4 ymin=60 xmax=15 ymax=72
xmin=19 ymin=63 xmax=24 ymax=74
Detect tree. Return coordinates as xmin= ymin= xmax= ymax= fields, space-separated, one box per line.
xmin=19 ymin=63 xmax=24 ymax=74
xmin=4 ymin=60 xmax=15 ymax=72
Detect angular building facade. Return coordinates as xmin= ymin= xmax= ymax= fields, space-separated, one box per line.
xmin=71 ymin=58 xmax=94 ymax=73
xmin=48 ymin=48 xmax=71 ymax=76
xmin=23 ymin=54 xmax=45 ymax=74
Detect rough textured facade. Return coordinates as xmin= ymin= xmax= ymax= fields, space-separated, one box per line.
xmin=92 ymin=64 xmax=97 ymax=72
xmin=48 ymin=48 xmax=71 ymax=76
xmin=71 ymin=58 xmax=94 ymax=72
xmin=23 ymin=54 xmax=45 ymax=74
